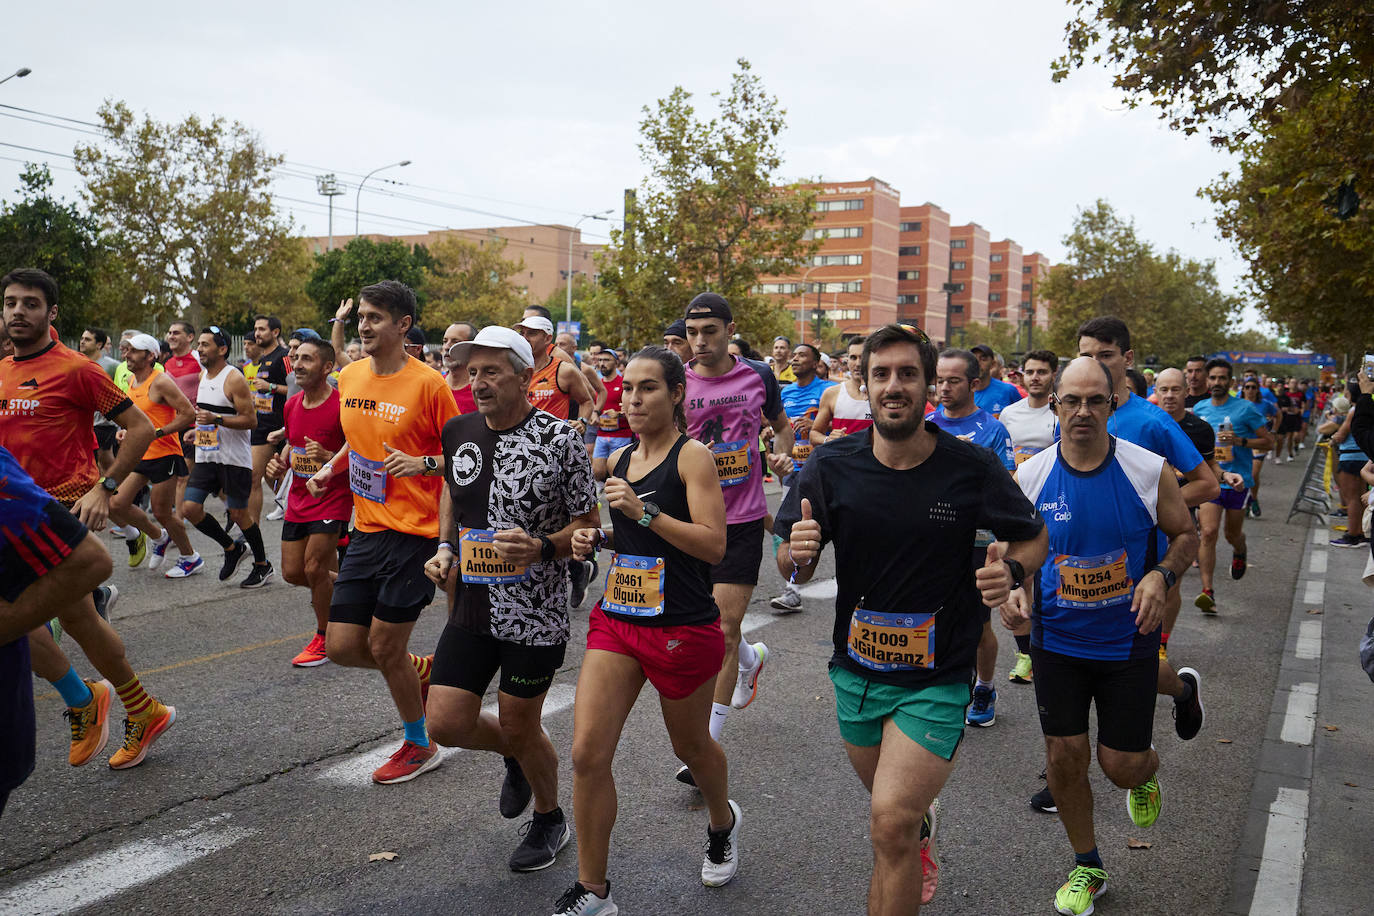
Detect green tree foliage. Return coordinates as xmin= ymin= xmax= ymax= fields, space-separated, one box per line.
xmin=541 ymin=276 xmax=599 ymax=342
xmin=959 ymin=321 xmax=1021 ymax=361
xmin=219 ymin=237 xmax=317 ymax=334
xmin=421 ymin=235 xmax=526 ymax=334
xmin=586 ymin=59 xmax=819 ymax=349
xmin=74 ymin=101 xmax=295 ymax=332
xmin=1041 ymin=201 xmax=1239 ymax=368
xmin=306 ymin=236 xmax=432 ymax=326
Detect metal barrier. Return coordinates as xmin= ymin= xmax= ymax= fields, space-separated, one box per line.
xmin=1286 ymin=437 xmax=1333 ymax=524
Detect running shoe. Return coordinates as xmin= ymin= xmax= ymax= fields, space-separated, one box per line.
xmin=148 ymin=530 xmax=170 ymax=571
xmin=1330 ymin=534 xmax=1367 ymax=548
xmin=164 ymin=554 xmax=205 ymax=579
xmin=966 ymin=685 xmax=996 ymax=727
xmin=65 ymin=678 xmax=113 ymax=766
xmin=510 ymin=811 xmax=571 ymax=872
xmin=92 ymin=585 xmax=118 ymax=621
xmin=126 ymin=530 xmax=148 ymax=568
xmin=1054 ymin=865 xmax=1108 ymax=916
xmin=108 ymin=702 xmax=177 ymax=770
xmin=372 ymin=740 xmax=442 ymax=784
xmin=1127 ymin=775 xmax=1161 ymax=828
xmin=501 ymin=756 xmax=533 ymax=819
xmin=240 ymin=561 xmax=275 ymax=589
xmin=266 ymin=505 xmax=286 ymax=521
xmin=1174 ymin=667 xmax=1205 ymax=740
xmin=569 ymin=559 xmax=590 ymax=609
xmin=219 ymin=539 xmax=247 ymax=581
xmin=675 ymin=764 xmax=697 ymax=787
xmin=1030 ymin=786 xmax=1058 ymax=813
xmin=701 ymin=799 xmax=742 ymax=887
xmin=291 ymin=633 xmax=329 ymax=668
xmin=1230 ymin=553 xmax=1247 ymax=580
xmin=1330 ymin=508 xmax=1348 ymax=519
xmin=1250 ymin=497 xmax=1262 ymax=518
xmin=1008 ymin=652 xmax=1033 ymax=684
xmin=552 ymin=882 xmax=618 ymax=916
xmin=731 ymin=641 xmax=769 ymax=709
xmin=1194 ymin=589 xmax=1216 ymax=615
xmin=768 ymin=583 xmax=803 ymax=614
xmin=920 ymin=797 xmax=940 ymax=905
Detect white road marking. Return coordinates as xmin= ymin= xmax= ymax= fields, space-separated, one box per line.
xmin=1301 ymin=579 xmax=1324 ymax=606
xmin=741 ymin=612 xmax=775 ymax=636
xmin=1248 ymin=787 xmax=1309 ymax=916
xmin=0 ymin=816 xmax=255 ymax=915
xmin=1312 ymin=528 xmax=1326 ymax=546
xmin=1295 ymin=620 xmax=1323 ymax=660
xmin=1279 ymin=683 xmax=1318 ymax=746
xmin=797 ymin=577 xmax=838 ymax=600
xmin=315 ymin=683 xmax=578 ymax=786
xmin=1307 ymin=550 xmax=1327 ymax=575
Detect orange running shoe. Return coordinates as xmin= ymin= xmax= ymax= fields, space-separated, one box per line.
xmin=109 ymin=702 xmax=177 ymax=770
xmin=292 ymin=633 xmax=329 ymax=668
xmin=65 ymin=678 xmax=113 ymax=766
xmin=372 ymin=740 xmax=442 ymax=785
xmin=920 ymin=797 xmax=941 ymax=905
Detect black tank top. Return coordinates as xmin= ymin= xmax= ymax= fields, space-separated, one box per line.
xmin=601 ymin=436 xmax=719 ymax=627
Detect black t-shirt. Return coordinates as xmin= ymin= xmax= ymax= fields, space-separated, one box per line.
xmin=441 ymin=408 xmax=596 ymax=647
xmin=1185 ymin=393 xmax=1208 ymax=408
xmin=1177 ymin=411 xmax=1216 ymax=463
xmin=255 ymin=344 xmax=292 ymax=430
xmin=774 ymin=423 xmax=1045 ymax=688
xmin=1 ymin=636 xmax=35 ymax=795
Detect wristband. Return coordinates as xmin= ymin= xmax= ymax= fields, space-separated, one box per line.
xmin=438 ymin=541 xmax=454 ymax=552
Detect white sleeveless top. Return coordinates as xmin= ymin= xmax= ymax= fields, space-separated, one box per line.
xmin=195 ymin=365 xmax=252 ymax=469
xmin=831 ymin=383 xmax=873 ymax=434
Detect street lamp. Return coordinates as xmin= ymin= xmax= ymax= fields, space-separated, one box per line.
xmin=354 ymin=159 xmax=411 ymax=237
xmin=0 ymin=67 xmax=31 ymax=87
xmin=566 ymin=210 xmax=613 ymax=333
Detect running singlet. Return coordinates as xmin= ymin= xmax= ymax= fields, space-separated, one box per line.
xmin=685 ymin=356 xmax=783 ymax=525
xmin=0 ymin=341 xmax=133 ymax=505
xmin=1017 ymin=437 xmax=1164 ymax=661
xmin=195 ymin=365 xmax=253 ymax=469
xmin=929 ymin=406 xmax=1015 ymax=471
xmin=528 ymin=358 xmax=571 ymax=419
xmin=451 ymin=384 xmax=477 ymax=414
xmin=997 ymin=398 xmax=1057 ymax=465
xmin=597 ymin=374 xmax=630 ymax=437
xmin=337 ymin=358 xmax=457 ymax=537
xmin=254 ymin=344 xmax=291 ymax=431
xmin=282 ymin=389 xmax=352 ymax=524
xmin=128 ymin=369 xmax=182 ymax=461
xmin=600 ymin=437 xmax=718 ymax=626
xmin=829 ymin=384 xmax=873 ymax=436
xmin=163 ymin=353 xmax=203 ymax=408
xmin=1194 ymin=396 xmax=1267 ymax=488
xmin=441 ymin=408 xmax=596 ymax=646
xmin=780 ymin=376 xmax=836 ymax=468
xmin=973 ymin=377 xmax=1022 ymax=418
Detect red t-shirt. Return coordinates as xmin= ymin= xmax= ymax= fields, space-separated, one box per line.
xmin=163 ymin=352 xmax=203 ymax=406
xmin=452 ymin=383 xmax=477 ymax=414
xmin=596 ymin=373 xmax=630 ymax=437
xmin=281 ymin=389 xmax=353 ymax=524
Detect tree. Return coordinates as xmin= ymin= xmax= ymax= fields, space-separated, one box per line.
xmin=1041 ymin=201 xmax=1240 ymax=368
xmin=218 ymin=237 xmax=317 ymax=334
xmin=959 ymin=321 xmax=1020 ymax=361
xmin=74 ymin=101 xmax=294 ymax=331
xmin=541 ymin=275 xmax=599 ymax=342
xmin=306 ymin=236 xmax=432 ymax=326
xmin=585 ymin=59 xmax=819 ymax=349
xmin=421 ymin=235 xmax=526 ymax=335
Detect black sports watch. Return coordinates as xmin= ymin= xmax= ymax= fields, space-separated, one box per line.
xmin=99 ymin=476 xmax=119 ymax=495
xmin=1004 ymin=557 xmax=1025 ymax=591
xmin=638 ymin=502 xmax=661 ymax=527
xmin=539 ymin=535 xmax=556 ymax=562
xmin=422 ymin=455 xmax=439 ymax=475
xmin=1149 ymin=565 xmax=1178 ymax=590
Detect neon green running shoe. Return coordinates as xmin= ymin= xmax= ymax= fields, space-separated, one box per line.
xmin=1008 ymin=652 xmax=1033 ymax=683
xmin=126 ymin=530 xmax=148 ymax=568
xmin=1055 ymin=865 xmax=1108 ymax=915
xmin=1127 ymin=775 xmax=1161 ymax=827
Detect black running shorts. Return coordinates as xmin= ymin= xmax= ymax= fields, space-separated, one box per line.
xmin=710 ymin=518 xmax=765 ymax=586
xmin=0 ymin=500 xmax=88 ymax=603
xmin=329 ymin=528 xmax=437 ymax=625
xmin=134 ymin=454 xmax=188 ymax=485
xmin=1030 ymin=645 xmax=1157 ymax=753
xmin=282 ymin=519 xmax=347 ymax=542
xmin=431 ymin=622 xmax=566 ymax=699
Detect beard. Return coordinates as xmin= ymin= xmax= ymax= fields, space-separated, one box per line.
xmin=874 ymin=412 xmax=924 ymax=442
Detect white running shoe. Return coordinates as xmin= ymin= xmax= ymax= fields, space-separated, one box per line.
xmin=769 ymin=583 xmax=802 ymax=614
xmin=164 ymin=554 xmax=205 ymax=579
xmin=701 ymin=799 xmax=742 ymax=887
xmin=731 ymin=642 xmax=769 ymax=709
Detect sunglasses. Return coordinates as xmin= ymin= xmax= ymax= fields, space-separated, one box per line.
xmin=897 ymin=323 xmax=931 ymax=345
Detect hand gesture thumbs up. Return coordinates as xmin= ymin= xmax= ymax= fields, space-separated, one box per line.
xmin=976 ymin=540 xmax=1012 ymax=608
xmin=789 ymin=497 xmax=822 ymax=566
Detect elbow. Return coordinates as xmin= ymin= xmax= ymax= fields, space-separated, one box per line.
xmin=705 ymin=540 xmax=727 ymax=566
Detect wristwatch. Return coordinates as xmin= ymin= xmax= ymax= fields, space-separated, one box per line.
xmin=638 ymin=502 xmax=661 ymax=527
xmin=1150 ymin=565 xmax=1178 ymax=590
xmin=1004 ymin=557 xmax=1025 ymax=591
xmin=99 ymin=476 xmax=119 ymax=495
xmin=539 ymin=535 xmax=556 ymax=562
xmin=422 ymin=455 xmax=439 ymax=475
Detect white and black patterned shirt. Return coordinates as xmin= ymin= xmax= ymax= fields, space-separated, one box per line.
xmin=442 ymin=407 xmax=597 ymax=646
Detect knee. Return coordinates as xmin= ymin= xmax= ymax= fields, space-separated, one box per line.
xmin=303 ymin=555 xmax=329 ymax=584
xmin=282 ymin=566 xmax=307 ymax=587
xmin=718 ymin=618 xmax=741 ymax=648
xmin=869 ymin=806 xmax=921 ymax=857
xmin=498 ymin=717 xmax=542 ymax=754
xmin=667 ymin=731 xmax=714 ymax=766
xmin=109 ymin=492 xmax=133 ymax=515
xmin=367 ymin=631 xmax=404 ymax=666
xmin=325 ymin=631 xmax=363 ymax=666
xmin=1046 ymin=739 xmax=1089 ymax=774
xmin=571 ymin=737 xmax=614 ymax=779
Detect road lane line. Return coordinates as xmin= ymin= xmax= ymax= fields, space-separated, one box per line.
xmin=1307 ymin=550 xmax=1327 ymax=574
xmin=796 ymin=577 xmax=837 ymax=600
xmin=1279 ymin=683 xmax=1318 ymax=746
xmin=1294 ymin=620 xmax=1322 ymax=660
xmin=1248 ymin=787 xmax=1309 ymax=916
xmin=1311 ymin=528 xmax=1325 ymax=546
xmin=1301 ymin=580 xmax=1324 ymax=606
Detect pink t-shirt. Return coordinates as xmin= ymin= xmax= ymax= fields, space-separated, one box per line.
xmin=685 ymin=356 xmax=783 ymax=525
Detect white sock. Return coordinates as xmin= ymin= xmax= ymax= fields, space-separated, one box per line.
xmin=154 ymin=527 xmax=169 ymax=545
xmin=709 ymin=703 xmax=730 ymax=742
xmin=737 ymin=640 xmax=758 ymax=670
xmin=975 ymin=677 xmax=993 ymax=690
xmin=178 ymin=550 xmax=200 ymax=561
xmin=122 ymin=524 xmax=141 ymax=539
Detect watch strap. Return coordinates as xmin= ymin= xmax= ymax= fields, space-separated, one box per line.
xmin=539 ymin=535 xmax=555 ymax=561
xmin=1004 ymin=557 xmax=1025 ymax=590
xmin=1150 ymin=565 xmax=1177 ymax=589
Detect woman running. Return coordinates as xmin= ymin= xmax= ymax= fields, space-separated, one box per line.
xmin=553 ymin=346 xmax=739 ymax=916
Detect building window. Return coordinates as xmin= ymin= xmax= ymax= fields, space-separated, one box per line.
xmin=808 ymin=280 xmax=863 ymax=294
xmin=815 ymin=199 xmax=864 ymax=212
xmin=950 ymin=304 xmax=965 ymax=314
xmin=951 ymin=260 xmax=967 ymax=271
xmin=898 ymin=270 xmax=921 ymax=280
xmin=812 ymin=253 xmax=863 ymax=266
xmin=823 ymin=308 xmax=862 ymax=320
xmin=900 ymin=221 xmax=922 ymax=232
xmin=898 ymin=245 xmax=922 ymax=257
xmin=990 ymin=293 xmax=1002 ymax=302
xmin=1022 ymin=283 xmax=1032 ymax=292
xmin=990 ymin=253 xmax=1003 ymax=263
xmin=950 ymin=239 xmax=967 ymax=249
xmin=1022 ymin=265 xmax=1032 ymax=273
xmin=897 ymin=294 xmax=920 ymax=305
xmin=807 ymin=226 xmax=863 ymax=240
xmin=990 ymin=273 xmax=1002 ymax=282
xmin=952 ymin=282 xmax=966 ymax=292
xmin=756 ymin=282 xmax=802 ymax=295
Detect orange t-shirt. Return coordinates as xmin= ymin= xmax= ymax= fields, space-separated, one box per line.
xmin=528 ymin=357 xmax=571 ymax=419
xmin=0 ymin=340 xmax=134 ymax=504
xmin=129 ymin=369 xmax=182 ymax=461
xmin=337 ymin=357 xmax=457 ymax=536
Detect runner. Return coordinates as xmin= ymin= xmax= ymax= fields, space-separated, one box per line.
xmin=79 ymin=327 xmax=120 ymax=472
xmin=179 ymin=327 xmax=273 ymax=587
xmin=769 ymin=336 xmax=796 ymax=384
xmin=1193 ymin=358 xmax=1273 ymax=612
xmin=551 ymin=346 xmax=739 ymax=914
xmin=307 ymin=280 xmax=456 ymax=784
xmin=663 ymin=319 xmax=692 ymax=365
xmin=969 ymin=344 xmax=1023 ymax=418
xmin=681 ymin=293 xmax=794 ymax=783
xmin=1242 ymin=377 xmax=1278 ymax=516
xmin=163 ymin=321 xmax=202 ymax=512
xmin=591 ymin=347 xmax=635 ymax=481
xmin=516 ymin=315 xmax=597 ymax=426
xmin=1183 ymin=355 xmax=1209 ymax=407
xmin=264 ymin=338 xmax=352 ymax=668
xmin=776 ymin=323 xmax=1047 ymax=915
xmin=247 ymin=315 xmax=292 ymax=527
xmin=1274 ymin=379 xmax=1303 ymax=462
xmin=809 ymin=337 xmax=873 ymax=444
xmin=442 ymin=322 xmax=478 ymax=414
xmin=1008 ymin=357 xmax=1198 ymax=916
xmin=0 ymin=267 xmax=177 ymax=770
xmin=423 ymin=325 xmax=597 ymax=871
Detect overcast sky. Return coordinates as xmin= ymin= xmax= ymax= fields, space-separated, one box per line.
xmin=1 ymin=0 xmax=1265 ymax=330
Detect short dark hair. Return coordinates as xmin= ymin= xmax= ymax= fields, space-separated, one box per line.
xmin=1023 ymin=349 xmax=1058 ymax=372
xmin=1204 ymin=357 xmax=1233 ymax=378
xmin=169 ymin=320 xmax=196 ymax=336
xmin=2 ymin=268 xmax=59 ymax=307
xmin=773 ymin=336 xmax=791 ymax=346
xmin=525 ymin=304 xmax=553 ymax=322
xmin=1077 ymin=315 xmax=1131 ymax=353
xmin=85 ymin=327 xmax=109 ymax=347
xmin=1126 ymin=367 xmax=1148 ymax=397
xmin=358 ymin=280 xmax=417 ymax=327
xmin=862 ymin=324 xmax=938 ymax=386
xmin=298 ymin=338 xmax=336 ymax=365
xmin=937 ymin=347 xmax=979 ymax=381
xmin=1185 ymin=355 xmax=1207 ymax=366
xmin=253 ymin=314 xmax=282 ymax=333
xmin=846 ymin=335 xmax=866 ymax=350
xmin=795 ymin=343 xmax=822 ymax=362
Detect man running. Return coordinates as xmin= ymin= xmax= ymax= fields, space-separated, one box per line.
xmin=79 ymin=327 xmax=120 ymax=471
xmin=664 ymin=319 xmax=693 ymax=364
xmin=307 ymin=280 xmax=457 ymax=784
xmin=777 ymin=323 xmax=1046 ymax=916
xmin=247 ymin=314 xmax=291 ymax=526
xmin=1009 ymin=357 xmax=1197 ymax=916
xmin=1242 ymin=377 xmax=1278 ymax=516
xmin=1183 ymin=355 xmax=1209 ymax=408
xmin=769 ymin=336 xmax=796 ymax=384
xmin=810 ymin=337 xmax=873 ymax=444
xmin=516 ymin=315 xmax=597 ymax=427
xmin=442 ymin=322 xmax=478 ymax=413
xmin=969 ymin=344 xmax=1023 ymax=418
xmin=163 ymin=321 xmax=202 ymax=510
xmin=0 ymin=267 xmax=176 ymax=770
xmin=591 ymin=347 xmax=634 ymax=481
xmin=424 ymin=326 xmax=597 ymax=871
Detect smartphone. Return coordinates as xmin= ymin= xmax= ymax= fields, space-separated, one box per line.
xmin=1364 ymin=353 xmax=1374 ymax=381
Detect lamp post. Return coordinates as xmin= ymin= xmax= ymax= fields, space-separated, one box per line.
xmin=566 ymin=210 xmax=613 ymax=333
xmin=0 ymin=67 xmax=30 ymax=87
xmin=942 ymin=282 xmax=960 ymax=347
xmin=354 ymin=159 xmax=411 ymax=238
xmin=316 ymin=174 xmax=344 ymax=251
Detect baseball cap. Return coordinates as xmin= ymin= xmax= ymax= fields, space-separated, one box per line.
xmin=449 ymin=326 xmax=534 ymax=371
xmin=405 ymin=326 xmax=427 ymax=347
xmin=290 ymin=328 xmax=323 ymax=343
xmin=128 ymin=333 xmax=161 ymax=358
xmin=970 ymin=344 xmax=996 ymax=358
xmin=515 ymin=315 xmax=554 ymax=336
xmin=663 ymin=319 xmax=687 ymax=339
xmin=684 ymin=292 xmax=732 ymax=324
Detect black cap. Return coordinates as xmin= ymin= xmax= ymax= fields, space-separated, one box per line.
xmin=970 ymin=343 xmax=996 ymax=358
xmin=405 ymin=326 xmax=426 ymax=346
xmin=684 ymin=292 xmax=732 ymax=324
xmin=290 ymin=327 xmax=323 ymax=343
xmin=664 ymin=319 xmax=687 ymax=339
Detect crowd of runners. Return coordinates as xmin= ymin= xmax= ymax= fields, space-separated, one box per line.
xmin=4 ymin=264 xmax=1372 ymax=916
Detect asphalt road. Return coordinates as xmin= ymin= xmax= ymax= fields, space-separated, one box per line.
xmin=0 ymin=457 xmax=1327 ymax=915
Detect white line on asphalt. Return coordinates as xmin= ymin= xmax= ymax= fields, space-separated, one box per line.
xmin=1248 ymin=787 xmax=1309 ymax=916
xmin=1302 ymin=579 xmax=1324 ymax=606
xmin=741 ymin=611 xmax=775 ymax=636
xmin=1279 ymin=683 xmax=1318 ymax=746
xmin=315 ymin=683 xmax=579 ymax=786
xmin=0 ymin=816 xmax=256 ymax=915
xmin=1312 ymin=528 xmax=1326 ymax=546
xmin=1295 ymin=620 xmax=1323 ymax=660
xmin=797 ymin=577 xmax=837 ymax=600
xmin=1307 ymin=550 xmax=1327 ymax=575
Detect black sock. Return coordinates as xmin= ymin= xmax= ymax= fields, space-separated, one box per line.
xmin=1014 ymin=633 xmax=1030 ymax=654
xmin=534 ymin=806 xmax=564 ymax=824
xmin=1175 ymin=678 xmax=1194 ymax=704
xmin=241 ymin=523 xmax=267 ymax=564
xmin=192 ymin=515 xmax=234 ymax=549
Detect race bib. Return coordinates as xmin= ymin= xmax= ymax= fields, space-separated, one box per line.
xmin=1056 ymin=548 xmax=1133 ymax=609
xmin=348 ymin=452 xmax=387 ymax=503
xmin=847 ymin=606 xmax=935 ymax=672
xmin=1214 ymin=444 xmax=1234 ymax=463
xmin=290 ymin=446 xmax=322 ymax=479
xmin=711 ymin=439 xmax=751 ymax=487
xmin=253 ymin=390 xmax=273 ymax=414
xmin=791 ymin=443 xmax=813 ymax=467
xmin=458 ymin=527 xmax=528 ymax=584
xmin=598 ymin=412 xmax=621 ymax=431
xmin=600 ymin=553 xmax=666 ymax=617
xmin=1014 ymin=445 xmax=1041 ymax=465
xmin=194 ymin=424 xmax=220 ymax=451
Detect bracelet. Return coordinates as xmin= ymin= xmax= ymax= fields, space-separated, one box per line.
xmin=438 ymin=541 xmax=454 ymax=552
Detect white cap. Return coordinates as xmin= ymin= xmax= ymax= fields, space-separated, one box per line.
xmin=128 ymin=333 xmax=161 ymax=358
xmin=515 ymin=315 xmax=554 ymax=336
xmin=449 ymin=326 xmax=534 ymax=371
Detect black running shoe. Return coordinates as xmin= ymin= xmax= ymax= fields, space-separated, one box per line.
xmin=91 ymin=585 xmax=119 ymax=622
xmin=675 ymin=764 xmax=697 ymax=787
xmin=569 ymin=559 xmax=590 ymax=609
xmin=219 ymin=539 xmax=247 ymax=581
xmin=1030 ymin=786 xmax=1058 ymax=813
xmin=509 ymin=810 xmax=570 ymax=872
xmin=1173 ymin=667 xmax=1205 ymax=740
xmin=500 ymin=756 xmax=532 ymax=819
xmin=240 ymin=561 xmax=274 ymax=589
